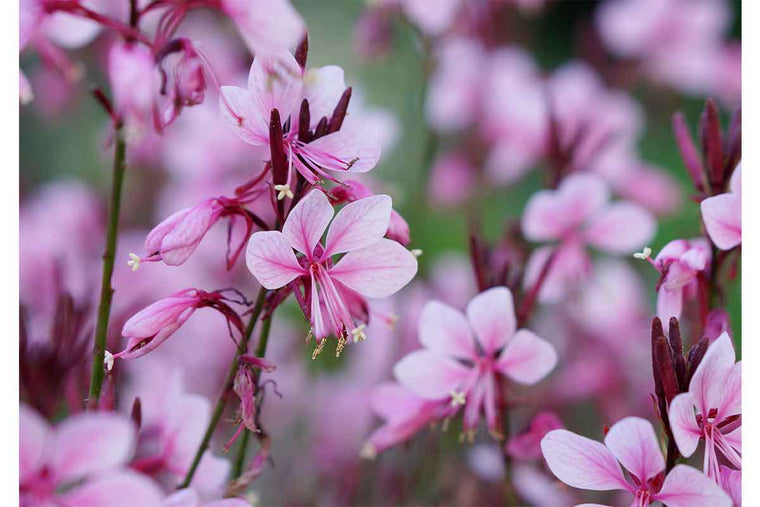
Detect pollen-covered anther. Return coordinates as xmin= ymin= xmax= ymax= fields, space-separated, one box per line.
xmin=359 ymin=442 xmax=377 ymax=460
xmin=305 ymin=328 xmax=314 ymax=345
xmin=104 ymin=351 xmax=115 ymax=372
xmin=312 ymin=338 xmax=326 ymax=360
xmin=410 ymin=248 xmax=423 ymax=258
xmin=335 ymin=335 xmax=348 ymax=357
xmin=273 ymin=184 xmax=294 ymax=200
xmin=449 ymin=390 xmax=466 ymax=407
xmin=351 ymin=324 xmax=367 ymax=343
xmin=489 ymin=428 xmax=505 ymax=441
xmin=458 ymin=429 xmax=476 ymax=444
xmin=633 ymin=246 xmax=652 ymax=261
xmin=127 ymin=253 xmax=141 ymax=272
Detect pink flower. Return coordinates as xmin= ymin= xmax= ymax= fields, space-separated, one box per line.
xmin=668 ymin=332 xmax=741 ymax=480
xmin=245 ymin=190 xmax=417 ymax=347
xmin=541 ymin=416 xmax=732 ymax=506
xmin=220 ymin=51 xmax=379 ymax=185
xmin=650 ymin=238 xmax=711 ymax=322
xmin=108 ymin=41 xmax=159 ymax=132
xmin=393 ymin=287 xmax=557 ymax=436
xmin=221 ymin=0 xmax=304 ymax=55
xmin=522 ymin=173 xmax=656 ymax=303
xmin=505 ymin=411 xmax=563 ymax=460
xmin=701 ymin=162 xmax=741 ymax=250
xmin=20 ymin=404 xmax=163 ymax=506
xmin=427 ymin=152 xmax=476 ymax=208
xmin=164 ymin=488 xmax=250 ymax=506
xmin=720 ymin=466 xmax=741 ymax=506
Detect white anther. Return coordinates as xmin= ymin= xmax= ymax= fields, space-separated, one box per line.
xmin=633 ymin=246 xmax=652 ymax=260
xmin=359 ymin=443 xmax=377 ymax=460
xmin=274 ymin=184 xmax=294 ymax=200
xmin=410 ymin=249 xmax=423 ymax=258
xmin=104 ymin=351 xmax=115 ymax=372
xmin=351 ymin=325 xmax=367 ymax=343
xmin=449 ymin=390 xmax=466 ymax=407
xmin=127 ymin=253 xmax=141 ymax=272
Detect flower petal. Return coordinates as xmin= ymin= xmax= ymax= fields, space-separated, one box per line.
xmin=540 ymin=429 xmax=630 ymax=491
xmin=655 ymin=465 xmax=732 ymax=507
xmin=495 ymin=329 xmax=557 ymax=385
xmin=657 ymin=285 xmax=683 ymax=323
xmin=603 ymin=417 xmax=664 ymax=483
xmin=49 ymin=412 xmax=135 ymax=483
xmin=59 ymin=470 xmax=164 ymax=507
xmin=689 ymin=332 xmax=736 ymax=417
xmin=246 ymin=231 xmax=305 ymax=289
xmin=370 ymin=382 xmax=431 ymax=423
xmin=584 ymin=202 xmax=656 ymax=254
xmin=219 ymin=86 xmax=268 ymax=145
xmin=20 ymin=405 xmax=50 ymax=484
xmin=393 ymin=350 xmax=471 ymax=399
xmin=701 ymin=193 xmax=741 ymax=250
xmin=718 ymin=362 xmax=741 ymax=421
xmin=282 ymin=190 xmax=333 ymax=258
xmin=466 ymin=287 xmax=516 ymax=354
xmin=418 ymin=301 xmax=476 ymax=360
xmin=299 ymin=129 xmax=381 ymax=173
xmin=668 ymin=393 xmax=703 ymax=458
xmin=323 ymin=195 xmax=392 ymax=257
xmin=719 ymin=465 xmax=741 ymax=506
xmin=329 ymin=238 xmax=417 ymax=298
xmin=303 ymin=65 xmax=345 ymax=126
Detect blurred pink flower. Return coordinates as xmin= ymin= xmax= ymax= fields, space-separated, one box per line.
xmin=701 ymin=162 xmax=741 ymax=251
xmin=246 ymin=190 xmax=417 ymax=345
xmin=164 ymin=488 xmax=249 ymax=506
xmin=522 ymin=173 xmax=656 ymax=303
xmin=221 ymin=0 xmax=304 ymax=55
xmin=108 ymin=41 xmax=159 ymax=133
xmin=394 ymin=287 xmax=557 ymax=436
xmin=427 ymin=152 xmax=476 ymax=208
xmin=541 ymin=417 xmax=732 ymax=506
xmin=668 ymin=332 xmax=741 ymax=480
xmin=652 ymin=238 xmax=711 ymax=322
xmin=505 ymin=411 xmax=563 ymax=461
xmin=20 ymin=404 xmax=163 ymax=506
xmin=720 ymin=466 xmax=741 ymax=506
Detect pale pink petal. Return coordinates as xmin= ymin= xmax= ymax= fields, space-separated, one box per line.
xmin=463 ymin=374 xmax=487 ymax=430
xmin=657 ymin=285 xmax=683 ymax=323
xmin=323 ymin=195 xmax=392 ymax=257
xmin=603 ymin=417 xmax=664 ymax=483
xmin=49 ymin=413 xmax=135 ymax=483
xmin=282 ymin=190 xmax=333 ymax=258
xmin=465 ymin=287 xmax=516 ymax=354
xmin=495 ymin=329 xmax=557 ymax=385
xmin=60 ymin=470 xmax=164 ymax=507
xmin=219 ymin=86 xmax=268 ymax=145
xmin=299 ymin=129 xmax=381 ymax=173
xmin=303 ymin=65 xmax=346 ymax=126
xmin=540 ymin=429 xmax=630 ymax=491
xmin=523 ymin=242 xmax=591 ymax=304
xmin=655 ymin=465 xmax=732 ymax=507
xmin=393 ymin=350 xmax=471 ymax=399
xmin=158 ymin=202 xmax=220 ymax=265
xmin=718 ymin=362 xmax=741 ymax=421
xmin=222 ymin=0 xmax=305 ymax=56
xmin=701 ymin=193 xmax=741 ymax=250
xmin=402 ymin=0 xmax=460 ymax=35
xmin=246 ymin=49 xmax=303 ymax=117
xmin=20 ymin=405 xmax=50 ymax=484
xmin=719 ymin=465 xmax=741 ymax=506
xmin=371 ymin=382 xmax=430 ymax=423
xmin=43 ymin=11 xmax=101 ymax=49
xmin=418 ymin=301 xmax=476 ymax=360
xmin=245 ymin=231 xmax=306 ymax=289
xmin=329 ymin=238 xmax=417 ymax=298
xmin=689 ymin=332 xmax=736 ymax=416
xmin=584 ymin=202 xmax=657 ymax=254
xmin=668 ymin=393 xmax=703 ymax=458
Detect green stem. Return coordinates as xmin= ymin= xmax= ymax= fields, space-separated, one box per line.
xmin=178 ymin=287 xmax=267 ymax=489
xmin=230 ymin=307 xmax=274 ymax=480
xmin=87 ymin=125 xmax=127 ymax=408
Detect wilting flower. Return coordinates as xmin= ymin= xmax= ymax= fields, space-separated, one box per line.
xmin=647 ymin=238 xmax=711 ymax=322
xmin=20 ymin=404 xmax=163 ymax=505
xmin=701 ymin=162 xmax=741 ymax=251
xmin=668 ymin=332 xmax=741 ymax=480
xmin=393 ymin=287 xmax=557 ymax=438
xmin=112 ymin=289 xmax=245 ymax=361
xmin=541 ymin=417 xmax=732 ymax=506
xmin=522 ymin=173 xmax=656 ymax=303
xmin=246 ymin=190 xmax=417 ymax=351
xmin=220 ymin=50 xmax=380 ymax=185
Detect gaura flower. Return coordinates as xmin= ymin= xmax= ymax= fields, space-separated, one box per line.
xmin=220 ymin=50 xmax=380 ymax=185
xmin=701 ymin=162 xmax=741 ymax=251
xmin=505 ymin=411 xmax=563 ymax=460
xmin=245 ymin=190 xmax=417 ymax=351
xmin=541 ymin=417 xmax=732 ymax=506
xmin=668 ymin=332 xmax=741 ymax=480
xmin=522 ymin=173 xmax=656 ymax=303
xmin=108 ymin=41 xmax=159 ymax=133
xmin=393 ymin=287 xmax=557 ymax=438
xmin=220 ymin=0 xmax=304 ymax=56
xmin=20 ymin=404 xmax=163 ymax=506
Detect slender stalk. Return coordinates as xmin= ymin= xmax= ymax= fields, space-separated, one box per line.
xmin=178 ymin=287 xmax=267 ymax=489
xmin=87 ymin=125 xmax=127 ymax=408
xmin=230 ymin=313 xmax=274 ymax=480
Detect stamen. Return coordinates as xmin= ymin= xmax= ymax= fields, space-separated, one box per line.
xmin=305 ymin=328 xmax=314 ymax=345
xmin=336 ymin=335 xmax=348 ymax=357
xmin=449 ymin=390 xmax=466 ymax=407
xmin=104 ymin=350 xmax=115 ymax=372
xmin=312 ymin=337 xmax=326 ymax=360
xmin=127 ymin=253 xmax=141 ymax=272
xmin=410 ymin=249 xmax=423 ymax=258
xmin=351 ymin=325 xmax=367 ymax=343
xmin=359 ymin=443 xmax=377 ymax=460
xmin=274 ymin=184 xmax=294 ymax=200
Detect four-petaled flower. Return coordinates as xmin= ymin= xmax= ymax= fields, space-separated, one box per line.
xmin=393 ymin=287 xmax=557 ymax=438
xmin=668 ymin=332 xmax=741 ymax=481
xmin=650 ymin=238 xmax=711 ymax=322
xmin=245 ymin=190 xmax=417 ymax=352
xmin=541 ymin=417 xmax=732 ymax=506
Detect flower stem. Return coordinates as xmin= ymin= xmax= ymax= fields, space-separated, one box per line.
xmin=178 ymin=287 xmax=267 ymax=489
xmin=230 ymin=312 xmax=274 ymax=480
xmin=87 ymin=125 xmax=127 ymax=408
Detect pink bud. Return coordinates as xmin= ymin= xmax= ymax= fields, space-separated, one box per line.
xmin=387 ymin=210 xmax=410 ymax=246
xmin=108 ymin=41 xmax=158 ymax=129
xmin=704 ymin=308 xmax=731 ymax=342
xmin=173 ymin=46 xmax=206 ymax=107
xmin=233 ymin=366 xmax=258 ymax=433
